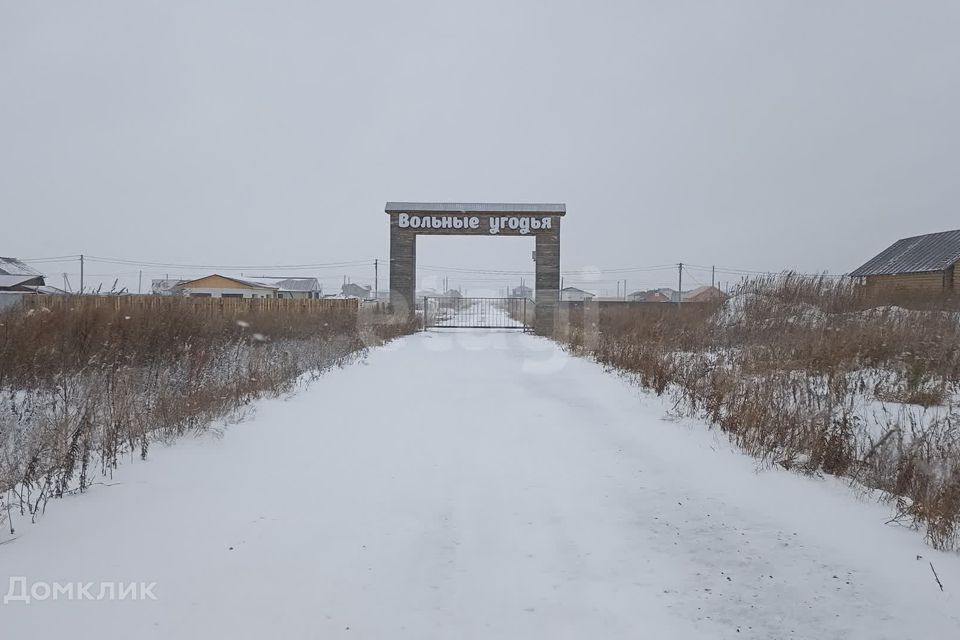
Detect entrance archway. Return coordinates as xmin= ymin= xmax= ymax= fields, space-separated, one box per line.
xmin=386 ymin=202 xmax=565 ymax=335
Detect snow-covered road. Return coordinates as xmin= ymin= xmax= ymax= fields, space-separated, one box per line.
xmin=3 ymin=330 xmax=959 ymax=639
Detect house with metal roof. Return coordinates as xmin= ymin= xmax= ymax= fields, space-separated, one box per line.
xmin=272 ymin=277 xmax=323 ymax=299
xmin=850 ymin=229 xmax=960 ymax=293
xmin=341 ymin=282 xmax=372 ymax=299
xmin=0 ymin=256 xmax=46 ymax=292
xmin=172 ymin=274 xmax=279 ymax=299
xmin=0 ymin=256 xmax=60 ymax=310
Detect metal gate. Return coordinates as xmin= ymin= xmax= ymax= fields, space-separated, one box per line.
xmin=421 ymin=297 xmax=532 ymax=330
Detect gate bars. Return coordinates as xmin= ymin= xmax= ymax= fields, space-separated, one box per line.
xmin=421 ymin=297 xmax=533 ymax=330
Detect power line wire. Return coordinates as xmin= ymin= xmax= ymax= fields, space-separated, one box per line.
xmin=19 ymin=254 xmax=850 ymax=281
xmin=84 ymin=255 xmax=373 ymax=270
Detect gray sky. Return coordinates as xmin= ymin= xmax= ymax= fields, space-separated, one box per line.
xmin=2 ymin=1 xmax=959 ymax=295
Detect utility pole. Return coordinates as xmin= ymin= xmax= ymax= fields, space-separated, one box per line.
xmin=79 ymin=254 xmax=84 ymax=294
xmin=711 ymin=265 xmax=715 ymax=289
xmin=678 ymin=262 xmax=683 ymax=305
xmin=138 ymin=270 xmax=143 ymax=295
xmin=374 ymin=259 xmax=378 ymax=301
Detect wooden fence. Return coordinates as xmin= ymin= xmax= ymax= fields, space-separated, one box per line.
xmin=19 ymin=295 xmax=359 ymax=315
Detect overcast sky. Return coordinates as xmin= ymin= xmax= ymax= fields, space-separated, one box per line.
xmin=2 ymin=1 xmax=959 ymax=295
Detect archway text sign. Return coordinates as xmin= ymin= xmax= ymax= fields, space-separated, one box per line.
xmin=385 ymin=202 xmax=564 ymax=335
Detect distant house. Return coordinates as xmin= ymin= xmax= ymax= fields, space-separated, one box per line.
xmin=0 ymin=256 xmax=46 ymax=292
xmin=273 ymin=278 xmax=323 ymax=299
xmin=0 ymin=256 xmax=57 ymax=310
xmin=851 ymin=229 xmax=960 ymax=293
xmin=627 ymin=289 xmax=670 ymax=303
xmin=682 ymin=286 xmax=726 ymax=303
xmin=658 ymin=288 xmax=679 ymax=302
xmin=341 ymin=283 xmax=372 ymax=299
xmin=560 ymin=286 xmax=595 ymax=302
xmin=151 ymin=279 xmax=187 ymax=295
xmin=173 ymin=274 xmax=278 ymax=299
xmin=510 ymin=284 xmax=533 ymax=299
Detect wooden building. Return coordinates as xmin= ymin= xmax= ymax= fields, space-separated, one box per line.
xmin=851 ymin=229 xmax=960 ymax=292
xmin=683 ymin=286 xmax=726 ymax=303
xmin=172 ymin=274 xmax=278 ymax=299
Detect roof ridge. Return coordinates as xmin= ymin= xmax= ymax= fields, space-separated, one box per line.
xmin=896 ymin=228 xmax=960 ymax=242
xmin=851 ymin=229 xmax=960 ymax=277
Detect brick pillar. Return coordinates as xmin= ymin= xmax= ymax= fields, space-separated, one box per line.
xmin=534 ymin=218 xmax=561 ymax=335
xmin=389 ymin=220 xmax=416 ymax=319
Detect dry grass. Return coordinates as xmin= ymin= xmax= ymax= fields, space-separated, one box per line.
xmin=0 ymin=298 xmax=415 ymax=532
xmin=557 ymin=276 xmax=960 ymax=549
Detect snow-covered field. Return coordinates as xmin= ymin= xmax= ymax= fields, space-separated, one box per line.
xmin=2 ymin=330 xmax=958 ymax=639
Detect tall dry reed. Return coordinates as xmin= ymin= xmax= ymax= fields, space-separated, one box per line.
xmin=0 ymin=298 xmax=415 ymax=532
xmin=558 ymin=276 xmax=960 ymax=549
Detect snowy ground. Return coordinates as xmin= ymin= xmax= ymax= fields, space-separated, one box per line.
xmin=2 ymin=330 xmax=959 ymax=639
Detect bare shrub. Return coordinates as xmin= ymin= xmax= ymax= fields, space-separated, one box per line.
xmin=558 ymin=276 xmax=960 ymax=549
xmin=0 ymin=298 xmax=414 ymax=532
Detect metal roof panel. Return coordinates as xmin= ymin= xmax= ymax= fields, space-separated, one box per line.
xmin=0 ymin=274 xmax=40 ymax=288
xmin=850 ymin=229 xmax=960 ymax=276
xmin=0 ymin=257 xmax=43 ymax=277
